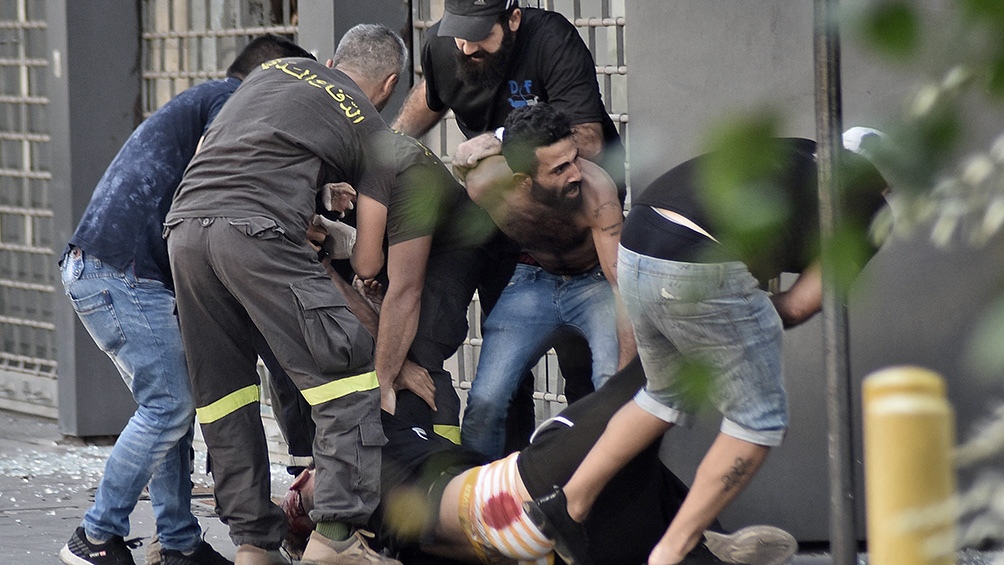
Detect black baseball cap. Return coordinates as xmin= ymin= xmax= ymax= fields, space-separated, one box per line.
xmin=438 ymin=0 xmax=518 ymax=42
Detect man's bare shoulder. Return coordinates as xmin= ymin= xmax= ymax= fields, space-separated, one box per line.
xmin=579 ymin=160 xmax=623 ymax=225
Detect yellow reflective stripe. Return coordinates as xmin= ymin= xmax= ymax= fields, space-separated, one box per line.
xmin=300 ymin=371 xmax=379 ymax=406
xmin=433 ymin=424 xmax=461 ymax=445
xmin=196 ymin=384 xmax=260 ymax=424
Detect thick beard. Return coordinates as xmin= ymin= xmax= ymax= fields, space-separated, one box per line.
xmin=530 ymin=179 xmax=583 ymax=212
xmin=454 ymin=26 xmax=516 ymax=90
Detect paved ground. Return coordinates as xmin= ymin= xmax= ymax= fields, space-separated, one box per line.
xmin=1 ymin=408 xmax=1001 ymax=564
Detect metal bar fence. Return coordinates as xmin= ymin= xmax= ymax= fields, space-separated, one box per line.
xmin=0 ymin=0 xmax=58 ymax=416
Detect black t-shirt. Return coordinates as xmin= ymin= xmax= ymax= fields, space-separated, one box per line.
xmin=168 ymin=58 xmax=388 ymax=241
xmin=626 ymin=138 xmax=889 ymax=282
xmin=422 ymin=8 xmax=625 ymax=188
xmin=356 ymin=130 xmax=496 ymax=254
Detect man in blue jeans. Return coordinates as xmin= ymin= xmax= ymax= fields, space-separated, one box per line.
xmin=457 ymin=103 xmax=636 ymax=459
xmin=58 ymin=35 xmax=313 ymax=565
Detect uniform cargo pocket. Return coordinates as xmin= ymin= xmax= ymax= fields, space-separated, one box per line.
xmin=228 ymin=216 xmax=286 ymax=239
xmin=353 ymin=417 xmax=386 ymax=492
xmin=290 ymin=278 xmax=374 ymax=374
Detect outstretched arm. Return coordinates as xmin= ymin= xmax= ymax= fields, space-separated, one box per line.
xmin=350 ymin=194 xmax=437 ymax=413
xmin=351 ymin=194 xmax=388 ymax=280
xmin=392 ymin=79 xmax=448 ymax=138
xmin=373 ymin=236 xmax=433 ymax=415
xmin=770 ymin=260 xmax=823 ymax=328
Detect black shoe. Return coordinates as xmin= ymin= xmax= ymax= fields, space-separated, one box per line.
xmin=677 ymin=542 xmax=727 ymax=564
xmin=522 ymin=486 xmax=593 ymax=565
xmin=161 ymin=540 xmax=234 ymax=565
xmin=59 ymin=526 xmax=140 ymax=565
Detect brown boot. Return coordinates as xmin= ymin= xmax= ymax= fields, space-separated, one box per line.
xmin=300 ymin=530 xmax=402 ymax=565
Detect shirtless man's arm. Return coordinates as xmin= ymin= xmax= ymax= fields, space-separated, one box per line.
xmin=580 ymin=160 xmax=636 ymax=368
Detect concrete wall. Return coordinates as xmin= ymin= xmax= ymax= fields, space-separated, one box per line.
xmin=48 ymin=0 xmax=142 ymax=437
xmin=625 ymin=1 xmax=1004 ymax=542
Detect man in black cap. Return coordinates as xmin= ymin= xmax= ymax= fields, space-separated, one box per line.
xmin=394 ymin=0 xmax=623 ymax=189
xmin=392 ymin=0 xmax=625 ymax=454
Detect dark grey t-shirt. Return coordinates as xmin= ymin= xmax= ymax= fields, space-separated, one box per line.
xmin=357 ymin=129 xmax=496 ymax=253
xmin=167 ymin=58 xmax=388 ymax=242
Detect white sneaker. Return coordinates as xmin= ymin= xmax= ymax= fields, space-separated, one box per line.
xmin=703 ymin=525 xmax=798 ymax=565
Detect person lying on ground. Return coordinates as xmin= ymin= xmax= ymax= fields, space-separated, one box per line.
xmin=282 ymin=357 xmax=799 ymax=565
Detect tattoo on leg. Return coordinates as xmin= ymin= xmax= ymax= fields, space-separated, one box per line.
xmin=721 ymin=457 xmax=754 ymax=492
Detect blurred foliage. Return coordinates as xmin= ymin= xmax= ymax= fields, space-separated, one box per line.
xmin=695 ymin=112 xmax=886 ymax=294
xmin=846 ymin=0 xmax=1004 ymax=551
xmin=383 ymin=485 xmax=434 ymax=541
xmin=398 ymin=164 xmax=498 ymax=250
xmin=844 ymin=0 xmax=1004 ymax=245
xmin=858 ymin=1 xmax=919 ymax=58
xmin=697 ymin=114 xmax=790 ymax=276
xmin=672 ymin=356 xmax=718 ymax=412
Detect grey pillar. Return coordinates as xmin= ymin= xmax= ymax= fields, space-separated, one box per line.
xmin=48 ymin=0 xmax=142 ymax=437
xmin=298 ymin=0 xmax=412 ymax=120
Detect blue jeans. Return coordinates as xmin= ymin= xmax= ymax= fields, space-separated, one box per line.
xmin=461 ymin=263 xmax=620 ymax=458
xmin=617 ymin=246 xmax=788 ymax=446
xmin=60 ymin=248 xmax=202 ymax=552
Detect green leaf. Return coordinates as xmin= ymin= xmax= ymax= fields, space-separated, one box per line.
xmin=988 ymin=54 xmax=1004 ymax=98
xmin=860 ymin=1 xmax=919 ymax=58
xmin=960 ymin=0 xmax=1004 ymax=26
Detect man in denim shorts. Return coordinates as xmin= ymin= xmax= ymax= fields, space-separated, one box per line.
xmin=524 ymin=131 xmax=889 ymax=565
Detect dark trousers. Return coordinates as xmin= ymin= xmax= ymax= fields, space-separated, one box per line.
xmin=517 ymin=357 xmax=708 ymax=565
xmin=167 ymin=217 xmax=382 ymax=548
xmin=396 ymin=245 xmax=493 ymax=440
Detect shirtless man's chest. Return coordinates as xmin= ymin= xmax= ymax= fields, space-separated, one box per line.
xmin=494 ymin=197 xmax=599 ymax=275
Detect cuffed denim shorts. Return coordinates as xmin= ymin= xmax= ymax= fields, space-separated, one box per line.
xmin=617 ymin=245 xmax=788 ymax=446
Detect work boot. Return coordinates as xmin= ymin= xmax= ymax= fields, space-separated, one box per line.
xmin=703 ymin=526 xmax=798 ymax=565
xmin=300 ymin=530 xmax=402 ymax=565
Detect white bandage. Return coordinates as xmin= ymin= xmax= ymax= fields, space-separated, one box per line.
xmin=461 ymin=454 xmax=553 ymax=562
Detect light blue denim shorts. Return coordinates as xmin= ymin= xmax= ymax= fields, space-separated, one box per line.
xmin=617 ymin=245 xmax=788 ymax=446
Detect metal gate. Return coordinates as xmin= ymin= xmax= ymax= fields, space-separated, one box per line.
xmin=0 ymin=0 xmax=57 ymax=417
xmin=141 ymin=0 xmax=298 ymax=115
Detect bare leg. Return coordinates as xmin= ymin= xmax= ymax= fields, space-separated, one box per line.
xmin=563 ymin=400 xmax=673 ymax=521
xmin=648 ymin=433 xmax=770 ymax=565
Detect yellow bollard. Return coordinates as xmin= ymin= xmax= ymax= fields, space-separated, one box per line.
xmin=863 ymin=366 xmax=956 ymax=565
